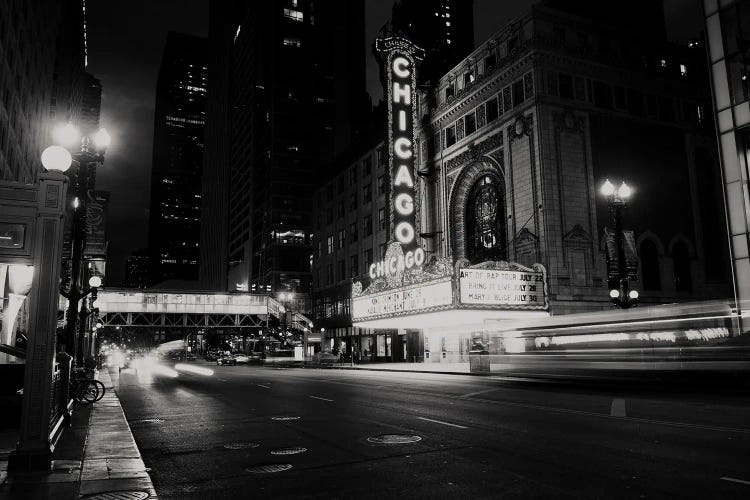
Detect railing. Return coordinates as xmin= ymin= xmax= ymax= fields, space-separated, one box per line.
xmin=49 ymin=353 xmax=72 ymax=442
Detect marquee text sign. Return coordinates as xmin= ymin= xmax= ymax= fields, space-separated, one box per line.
xmin=459 ymin=268 xmax=546 ymax=308
xmin=352 ymin=278 xmax=452 ymax=322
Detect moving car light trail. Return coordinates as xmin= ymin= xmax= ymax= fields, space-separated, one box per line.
xmin=469 ymin=300 xmax=749 ymax=374
xmin=174 ymin=364 xmax=214 ymax=376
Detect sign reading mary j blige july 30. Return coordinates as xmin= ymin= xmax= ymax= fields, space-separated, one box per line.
xmin=459 ymin=269 xmax=546 ymax=307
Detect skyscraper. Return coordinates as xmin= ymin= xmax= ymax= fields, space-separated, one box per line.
xmin=148 ymin=32 xmax=207 ymax=285
xmin=0 ymin=0 xmax=63 ymax=184
xmin=389 ymin=0 xmax=475 ymax=86
xmin=201 ymin=1 xmax=366 ymax=302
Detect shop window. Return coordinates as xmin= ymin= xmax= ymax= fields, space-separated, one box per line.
xmin=673 ymin=242 xmax=692 ymax=292
xmin=627 ymin=88 xmax=644 ymax=116
xmin=484 ymin=53 xmax=496 ymax=71
xmin=593 ymin=81 xmax=612 ymax=109
xmin=512 ymin=80 xmax=525 ymax=107
xmin=658 ymin=96 xmax=675 ymax=121
xmin=465 ymin=112 xmax=476 ymax=135
xmin=614 ymin=86 xmax=626 ymax=111
xmin=445 ymin=126 xmax=456 ymax=147
xmin=445 ymin=84 xmax=455 ymax=101
xmin=486 ymin=97 xmax=499 ymax=122
xmin=640 ymin=240 xmax=661 ymax=290
xmin=466 ymin=175 xmax=507 ymax=263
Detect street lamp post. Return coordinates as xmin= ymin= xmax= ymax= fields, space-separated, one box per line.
xmin=53 ymin=124 xmax=110 ymax=365
xmin=601 ymin=179 xmax=639 ymax=309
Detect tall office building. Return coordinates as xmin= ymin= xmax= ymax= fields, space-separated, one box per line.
xmin=148 ymin=32 xmax=207 ymax=284
xmin=123 ymin=249 xmax=151 ymax=289
xmin=389 ymin=0 xmax=475 ymax=86
xmin=704 ymin=0 xmax=750 ymax=319
xmin=0 ymin=0 xmax=63 ymax=183
xmin=200 ymin=1 xmax=366 ymax=301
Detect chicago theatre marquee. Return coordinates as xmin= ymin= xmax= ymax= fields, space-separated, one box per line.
xmin=349 ymin=36 xmax=550 ymax=363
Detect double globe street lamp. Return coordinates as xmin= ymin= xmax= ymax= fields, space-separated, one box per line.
xmin=600 ymin=179 xmax=639 ymax=309
xmin=42 ymin=123 xmax=111 ymax=364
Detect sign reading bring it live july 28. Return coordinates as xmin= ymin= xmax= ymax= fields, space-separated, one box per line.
xmin=459 ymin=268 xmax=547 ymax=308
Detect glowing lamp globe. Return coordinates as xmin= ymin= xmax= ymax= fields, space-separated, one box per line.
xmin=93 ymin=128 xmax=111 ymax=149
xmin=54 ymin=123 xmax=80 ymax=148
xmin=600 ymin=179 xmax=615 ymax=197
xmin=88 ymin=276 xmax=102 ymax=288
xmin=617 ymin=182 xmax=632 ymax=200
xmin=41 ymin=145 xmax=72 ymax=172
xmin=96 ymin=322 xmax=103 ymax=329
xmin=628 ymin=290 xmax=639 ymax=300
xmin=609 ymin=289 xmax=620 ymax=299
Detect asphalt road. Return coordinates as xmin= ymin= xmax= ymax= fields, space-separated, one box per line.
xmin=110 ymin=362 xmax=750 ymax=499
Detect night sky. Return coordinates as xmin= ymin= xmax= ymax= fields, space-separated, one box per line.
xmin=86 ymin=0 xmax=702 ymax=284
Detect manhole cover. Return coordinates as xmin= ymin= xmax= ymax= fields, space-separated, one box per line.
xmin=81 ymin=492 xmax=151 ymax=500
xmin=270 ymin=447 xmax=307 ymax=455
xmin=130 ymin=418 xmax=164 ymax=425
xmin=245 ymin=463 xmax=293 ymax=473
xmin=367 ymin=434 xmax=422 ymax=444
xmin=271 ymin=416 xmax=300 ymax=421
xmin=224 ymin=442 xmax=261 ymax=450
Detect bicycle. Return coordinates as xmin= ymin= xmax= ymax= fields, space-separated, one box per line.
xmin=70 ymin=368 xmax=106 ymax=404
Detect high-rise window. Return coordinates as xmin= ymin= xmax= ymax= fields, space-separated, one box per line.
xmin=377 ymin=175 xmax=387 ymax=196
xmin=283 ymin=38 xmax=302 ymax=47
xmin=363 ymin=185 xmax=372 ymax=203
xmin=350 ymin=255 xmax=359 ymax=277
xmin=284 ymin=8 xmax=304 ymax=22
xmin=338 ymin=229 xmax=346 ymax=249
xmin=378 ymin=208 xmax=387 ymax=230
xmin=327 ymin=235 xmax=334 ymax=254
xmin=364 ymin=215 xmax=373 ymax=236
xmin=349 ymin=222 xmax=358 ymax=242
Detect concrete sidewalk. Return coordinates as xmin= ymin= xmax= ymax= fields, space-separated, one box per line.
xmin=0 ymin=369 xmax=157 ymax=499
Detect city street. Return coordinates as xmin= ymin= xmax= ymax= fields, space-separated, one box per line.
xmin=112 ymin=363 xmax=750 ymax=499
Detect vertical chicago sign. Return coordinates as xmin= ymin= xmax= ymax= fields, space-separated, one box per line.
xmin=372 ymin=37 xmax=426 ymax=280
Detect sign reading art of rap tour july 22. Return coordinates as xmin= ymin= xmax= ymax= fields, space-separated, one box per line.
xmin=459 ymin=269 xmax=545 ymax=307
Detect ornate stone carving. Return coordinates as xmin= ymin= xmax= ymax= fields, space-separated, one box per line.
xmin=445 ymin=133 xmax=504 ymax=172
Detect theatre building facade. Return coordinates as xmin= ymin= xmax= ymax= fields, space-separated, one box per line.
xmin=311 ymin=4 xmax=731 ymax=363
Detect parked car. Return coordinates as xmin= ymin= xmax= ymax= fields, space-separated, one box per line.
xmin=205 ymin=350 xmax=220 ymax=361
xmin=312 ymin=351 xmax=338 ymax=364
xmin=216 ymin=354 xmax=237 ymax=366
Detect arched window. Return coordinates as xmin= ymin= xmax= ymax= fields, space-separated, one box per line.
xmin=640 ymin=240 xmax=661 ymax=290
xmin=673 ymin=242 xmax=692 ymax=292
xmin=466 ymin=175 xmax=507 ymax=263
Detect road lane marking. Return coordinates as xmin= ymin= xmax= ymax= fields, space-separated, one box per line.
xmin=610 ymin=399 xmax=626 ymax=417
xmin=417 ymin=416 xmax=468 ymax=429
xmin=218 ymin=378 xmax=227 ymax=382
xmin=460 ymin=388 xmax=500 ymax=399
xmin=257 ymin=384 xmax=270 ymax=389
xmin=721 ymin=477 xmax=750 ymax=486
xmin=309 ymin=396 xmax=333 ymax=402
